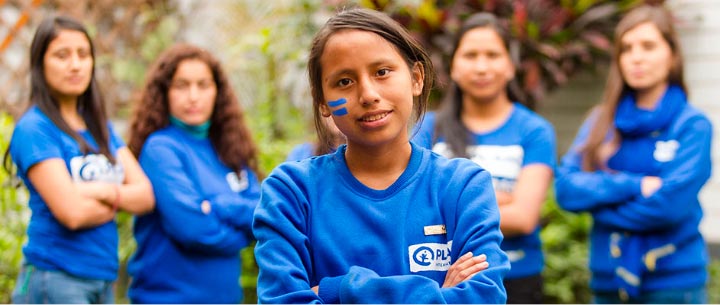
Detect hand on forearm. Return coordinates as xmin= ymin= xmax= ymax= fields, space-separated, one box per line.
xmin=442 ymin=252 xmax=488 ymax=288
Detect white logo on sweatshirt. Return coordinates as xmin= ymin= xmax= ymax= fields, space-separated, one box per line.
xmin=653 ymin=140 xmax=679 ymax=162
xmin=408 ymin=241 xmax=453 ymax=272
xmin=70 ymin=154 xmax=124 ymax=184
xmin=433 ymin=142 xmax=524 ymax=192
xmin=226 ymin=170 xmax=249 ymax=192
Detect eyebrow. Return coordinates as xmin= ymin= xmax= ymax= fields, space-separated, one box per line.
xmin=324 ymin=58 xmax=398 ymax=81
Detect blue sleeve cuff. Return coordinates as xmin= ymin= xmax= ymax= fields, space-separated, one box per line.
xmin=318 ymin=274 xmax=344 ymax=304
xmin=620 ymin=173 xmax=643 ymax=198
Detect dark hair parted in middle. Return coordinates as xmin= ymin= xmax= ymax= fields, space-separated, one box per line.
xmin=307 ymin=8 xmax=435 ymax=154
xmin=434 ymin=12 xmax=526 ymax=158
xmin=127 ymin=43 xmax=260 ymax=176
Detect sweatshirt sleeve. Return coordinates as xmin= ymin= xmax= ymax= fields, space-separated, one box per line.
xmin=209 ymin=167 xmax=261 ymax=233
xmin=591 ymin=116 xmax=712 ymax=231
xmin=318 ymin=168 xmax=508 ymax=304
xmin=555 ymin=115 xmax=643 ymax=212
xmin=140 ymin=137 xmax=249 ymax=256
xmin=253 ymin=173 xmax=322 ymax=304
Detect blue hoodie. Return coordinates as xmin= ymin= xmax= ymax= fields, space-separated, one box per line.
xmin=555 ymin=86 xmax=712 ymax=295
xmin=413 ymin=105 xmax=556 ymax=279
xmin=253 ymin=143 xmax=509 ymax=304
xmin=128 ymin=125 xmax=260 ymax=303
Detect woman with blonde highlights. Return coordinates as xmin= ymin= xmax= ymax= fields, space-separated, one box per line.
xmin=556 ymin=5 xmax=712 ymax=304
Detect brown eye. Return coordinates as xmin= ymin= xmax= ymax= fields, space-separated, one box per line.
xmin=376 ymin=68 xmax=390 ymax=77
xmin=641 ymin=41 xmax=657 ymax=51
xmin=171 ymin=81 xmax=189 ymax=90
xmin=198 ymin=80 xmax=215 ymax=89
xmin=487 ymin=51 xmax=501 ymax=59
xmin=54 ymin=50 xmax=70 ymax=60
xmin=337 ymin=78 xmax=352 ymax=87
xmin=77 ymin=49 xmax=91 ymax=59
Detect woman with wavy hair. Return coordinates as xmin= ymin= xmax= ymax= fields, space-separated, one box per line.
xmin=126 ymin=43 xmax=261 ymax=303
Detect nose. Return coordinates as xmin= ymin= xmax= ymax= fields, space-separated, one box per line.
xmin=627 ymin=45 xmax=643 ymax=62
xmin=358 ymin=76 xmax=381 ymax=106
xmin=69 ymin=54 xmax=82 ymax=70
xmin=473 ymin=56 xmax=489 ymax=73
xmin=188 ymin=84 xmax=199 ymax=103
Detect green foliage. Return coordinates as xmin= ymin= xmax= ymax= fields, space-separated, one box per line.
xmin=541 ymin=195 xmax=593 ymax=303
xmin=0 ymin=112 xmax=29 ymax=303
xmin=710 ymin=259 xmax=720 ymax=304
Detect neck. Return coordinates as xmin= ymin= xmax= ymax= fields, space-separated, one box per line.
xmin=344 ymin=138 xmax=411 ymax=190
xmin=461 ymin=94 xmax=513 ymax=133
xmin=635 ymin=83 xmax=669 ymax=110
xmin=58 ymin=98 xmax=85 ymax=130
xmin=170 ymin=115 xmax=211 ymax=139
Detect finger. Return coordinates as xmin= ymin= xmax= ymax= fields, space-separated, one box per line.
xmin=444 ymin=252 xmax=473 ymax=283
xmin=450 ymin=261 xmax=490 ymax=287
xmin=445 ymin=253 xmax=485 ymax=286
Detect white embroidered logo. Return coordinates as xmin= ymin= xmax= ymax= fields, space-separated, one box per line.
xmin=433 ymin=142 xmax=524 ymax=193
xmin=70 ymin=154 xmax=124 ymax=184
xmin=653 ymin=140 xmax=679 ymax=162
xmin=408 ymin=241 xmax=453 ymax=272
xmin=226 ymin=170 xmax=249 ymax=192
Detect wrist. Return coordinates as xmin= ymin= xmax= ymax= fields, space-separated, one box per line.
xmin=112 ymin=184 xmax=121 ymax=212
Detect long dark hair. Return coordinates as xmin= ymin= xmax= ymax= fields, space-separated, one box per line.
xmin=580 ymin=5 xmax=685 ymax=171
xmin=434 ymin=12 xmax=525 ymax=158
xmin=4 ymin=15 xmax=114 ymax=174
xmin=307 ymin=8 xmax=435 ymax=154
xmin=127 ymin=43 xmax=260 ymax=176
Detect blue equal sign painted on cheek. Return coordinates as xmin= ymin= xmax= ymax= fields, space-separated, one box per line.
xmin=328 ymin=98 xmax=348 ymax=116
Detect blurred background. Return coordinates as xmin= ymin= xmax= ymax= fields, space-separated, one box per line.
xmin=1 ymin=0 xmax=718 ymax=303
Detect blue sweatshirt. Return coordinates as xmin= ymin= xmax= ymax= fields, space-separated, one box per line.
xmin=253 ymin=143 xmax=509 ymax=304
xmin=555 ymin=87 xmax=712 ymax=294
xmin=413 ymin=105 xmax=556 ymax=279
xmin=286 ymin=142 xmax=315 ymax=161
xmin=127 ymin=125 xmax=260 ymax=303
xmin=9 ymin=106 xmax=125 ymax=281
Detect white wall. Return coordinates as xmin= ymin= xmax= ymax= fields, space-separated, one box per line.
xmin=669 ymin=0 xmax=720 ymax=244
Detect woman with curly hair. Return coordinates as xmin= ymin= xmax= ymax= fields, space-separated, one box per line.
xmin=126 ymin=43 xmax=261 ymax=303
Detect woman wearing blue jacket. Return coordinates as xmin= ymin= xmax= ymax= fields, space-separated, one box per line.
xmin=125 ymin=44 xmax=261 ymax=303
xmin=555 ymin=5 xmax=712 ymax=304
xmin=253 ymin=8 xmax=509 ymax=304
xmin=413 ymin=13 xmax=555 ymax=304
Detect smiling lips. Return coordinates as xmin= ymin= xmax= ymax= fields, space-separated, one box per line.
xmin=359 ymin=111 xmax=391 ymax=122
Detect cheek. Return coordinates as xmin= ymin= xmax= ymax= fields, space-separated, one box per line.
xmin=501 ymin=60 xmax=515 ymax=80
xmin=167 ymin=91 xmax=183 ymax=115
xmin=203 ymin=90 xmax=217 ymax=111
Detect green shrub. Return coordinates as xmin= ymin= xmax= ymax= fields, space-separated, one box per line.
xmin=541 ymin=194 xmax=592 ymax=303
xmin=0 ymin=112 xmax=29 ymax=303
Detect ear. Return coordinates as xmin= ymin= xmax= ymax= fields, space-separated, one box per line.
xmin=506 ymin=69 xmax=515 ymax=82
xmin=411 ymin=62 xmax=425 ymax=97
xmin=506 ymin=61 xmax=516 ymax=81
xmin=319 ymin=103 xmax=332 ymax=117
